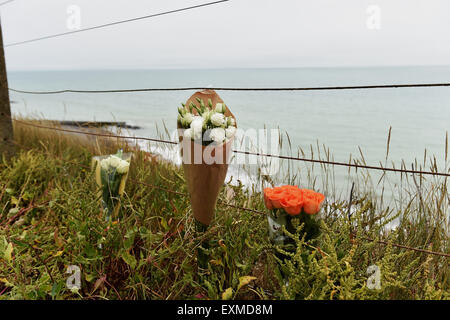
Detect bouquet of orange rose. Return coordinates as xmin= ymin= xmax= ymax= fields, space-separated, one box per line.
xmin=264 ymin=185 xmax=325 ymax=250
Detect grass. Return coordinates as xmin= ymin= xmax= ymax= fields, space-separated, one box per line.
xmin=0 ymin=119 xmax=448 ymax=300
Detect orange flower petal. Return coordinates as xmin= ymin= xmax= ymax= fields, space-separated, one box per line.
xmin=264 ymin=195 xmax=274 ymax=210
xmin=303 ymin=201 xmax=319 ymax=215
xmin=272 ymin=199 xmax=283 ymax=209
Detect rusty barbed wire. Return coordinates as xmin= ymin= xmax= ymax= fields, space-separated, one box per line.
xmin=361 ymin=237 xmax=450 ymax=258
xmin=133 ymin=179 xmax=267 ymax=216
xmin=12 ymin=118 xmax=450 ymax=177
xmin=9 ymin=139 xmax=449 ymax=258
xmin=8 ymin=82 xmax=450 ymax=94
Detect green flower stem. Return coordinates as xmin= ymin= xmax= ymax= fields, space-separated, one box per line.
xmin=194 ymin=219 xmax=210 ymax=269
xmin=267 ymin=209 xmax=321 ymax=282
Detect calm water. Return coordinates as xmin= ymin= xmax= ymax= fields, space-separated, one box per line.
xmin=8 ymin=67 xmax=450 ymax=197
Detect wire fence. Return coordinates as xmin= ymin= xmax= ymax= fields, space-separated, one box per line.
xmin=3 ymin=0 xmax=449 ymax=259
xmin=11 ymin=118 xmax=450 ymax=178
xmin=4 ymin=0 xmax=230 ymax=48
xmin=9 ymin=132 xmax=450 ymax=258
xmin=0 ymin=0 xmax=14 ymax=7
xmin=8 ymin=82 xmax=450 ymax=94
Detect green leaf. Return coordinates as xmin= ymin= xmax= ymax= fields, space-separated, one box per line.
xmin=84 ymin=243 xmax=97 ymax=258
xmin=10 ymin=196 xmax=20 ymax=205
xmin=160 ymin=218 xmax=169 ymax=231
xmin=22 ymin=191 xmax=33 ymax=201
xmin=121 ymin=251 xmax=137 ymax=269
xmin=0 ymin=278 xmax=13 ymax=287
xmin=237 ymin=276 xmax=257 ymax=292
xmin=4 ymin=242 xmax=13 ymax=262
xmin=85 ymin=273 xmax=96 ymax=282
xmin=8 ymin=207 xmax=19 ymax=218
xmin=222 ymin=287 xmax=233 ymax=300
xmin=51 ymin=281 xmax=64 ymax=299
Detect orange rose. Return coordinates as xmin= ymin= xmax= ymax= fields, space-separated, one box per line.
xmin=267 ymin=187 xmax=286 ymax=209
xmin=263 ymin=188 xmax=274 ymax=210
xmin=264 ymin=185 xmax=301 ymax=215
xmin=264 ymin=185 xmax=324 ymax=216
xmin=280 ymin=194 xmax=303 ymax=215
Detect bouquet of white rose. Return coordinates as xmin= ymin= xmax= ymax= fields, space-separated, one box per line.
xmin=177 ymin=97 xmax=236 ymax=145
xmin=177 ymin=90 xmax=237 ymax=228
xmin=92 ymin=150 xmax=131 ymax=222
xmin=177 ymin=90 xmax=237 ymax=268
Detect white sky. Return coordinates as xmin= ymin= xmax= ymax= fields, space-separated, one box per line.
xmin=2 ymin=0 xmax=450 ymax=70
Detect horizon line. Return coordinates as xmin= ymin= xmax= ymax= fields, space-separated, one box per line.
xmin=7 ymin=64 xmax=450 ymax=72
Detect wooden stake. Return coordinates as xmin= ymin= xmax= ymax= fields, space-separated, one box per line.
xmin=0 ymin=20 xmax=14 ymax=159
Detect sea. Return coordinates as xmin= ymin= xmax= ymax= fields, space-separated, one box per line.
xmin=8 ymin=66 xmax=450 ymax=204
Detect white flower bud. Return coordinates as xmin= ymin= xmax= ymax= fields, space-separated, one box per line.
xmin=183 ymin=113 xmax=193 ymax=125
xmin=215 ymin=103 xmax=226 ymax=113
xmin=202 ymin=110 xmax=212 ymax=122
xmin=227 ymin=117 xmax=235 ymax=127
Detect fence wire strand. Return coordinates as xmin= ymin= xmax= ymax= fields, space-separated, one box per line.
xmin=0 ymin=0 xmax=14 ymax=7
xmin=4 ymin=0 xmax=229 ymax=48
xmin=9 ymin=128 xmax=450 ymax=258
xmin=11 ymin=118 xmax=450 ymax=178
xmin=8 ymin=82 xmax=450 ymax=94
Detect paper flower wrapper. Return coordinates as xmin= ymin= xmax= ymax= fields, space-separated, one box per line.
xmin=178 ymin=90 xmax=237 ymax=226
xmin=91 ymin=150 xmax=132 ymax=222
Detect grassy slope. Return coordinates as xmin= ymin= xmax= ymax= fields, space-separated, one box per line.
xmin=0 ymin=120 xmax=448 ymax=300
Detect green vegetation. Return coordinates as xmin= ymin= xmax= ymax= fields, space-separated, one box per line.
xmin=0 ymin=119 xmax=448 ymax=300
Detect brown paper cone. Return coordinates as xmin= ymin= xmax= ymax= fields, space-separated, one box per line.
xmin=178 ymin=90 xmax=237 ymax=226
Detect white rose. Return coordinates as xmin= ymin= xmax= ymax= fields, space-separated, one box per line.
xmin=184 ymin=128 xmax=193 ymax=140
xmin=191 ymin=116 xmax=204 ymax=129
xmin=225 ymin=126 xmax=236 ymax=139
xmin=215 ymin=103 xmax=226 ymax=113
xmin=190 ymin=116 xmax=204 ymax=140
xmin=210 ymin=127 xmax=226 ymax=143
xmin=108 ymin=155 xmax=122 ymax=169
xmin=100 ymin=158 xmax=109 ymax=171
xmin=193 ymin=129 xmax=203 ymax=140
xmin=210 ymin=112 xmax=225 ymax=127
xmin=116 ymin=160 xmax=130 ymax=174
